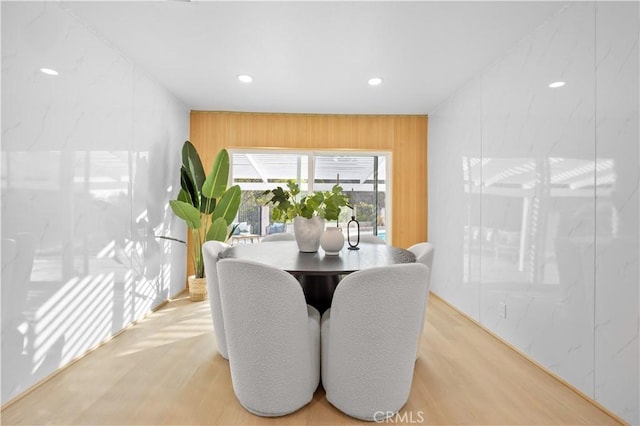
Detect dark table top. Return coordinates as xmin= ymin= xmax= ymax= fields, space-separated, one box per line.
xmin=219 ymin=241 xmax=415 ymax=275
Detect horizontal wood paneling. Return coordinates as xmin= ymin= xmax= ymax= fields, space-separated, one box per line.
xmin=188 ymin=111 xmax=428 ymax=277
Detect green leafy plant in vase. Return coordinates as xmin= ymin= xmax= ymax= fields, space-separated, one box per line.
xmin=161 ymin=141 xmax=241 ymax=301
xmin=262 ymin=180 xmax=350 ymax=252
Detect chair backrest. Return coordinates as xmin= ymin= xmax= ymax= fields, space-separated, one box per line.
xmin=260 ymin=233 xmax=296 ymax=242
xmin=357 ymin=234 xmax=387 ymax=245
xmin=324 ymin=263 xmax=429 ymax=420
xmin=407 ymin=242 xmax=434 ymax=361
xmin=217 ymin=258 xmax=317 ymax=415
xmin=407 ymin=242 xmax=434 ymax=272
xmin=202 ymin=240 xmax=230 ymax=359
xmin=265 ymin=222 xmax=286 ymax=235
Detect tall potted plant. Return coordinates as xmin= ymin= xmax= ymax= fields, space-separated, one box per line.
xmin=263 ymin=180 xmax=349 ymax=252
xmin=162 ymin=141 xmax=241 ymax=301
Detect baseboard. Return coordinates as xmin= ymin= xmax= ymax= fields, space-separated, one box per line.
xmin=430 ymin=292 xmax=628 ymax=426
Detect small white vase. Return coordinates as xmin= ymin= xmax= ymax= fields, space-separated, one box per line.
xmin=320 ymin=227 xmax=345 ymax=255
xmin=293 ymin=216 xmax=325 ymax=252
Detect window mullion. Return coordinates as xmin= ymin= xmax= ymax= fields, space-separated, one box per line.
xmin=308 ymin=153 xmax=315 ymax=194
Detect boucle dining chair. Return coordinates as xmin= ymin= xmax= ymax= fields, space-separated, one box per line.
xmin=407 ymin=242 xmax=435 ymax=360
xmin=217 ymin=258 xmax=320 ymax=417
xmin=202 ymin=240 xmax=230 ymax=359
xmin=260 ymin=233 xmax=296 ymax=242
xmin=407 ymin=242 xmax=434 ymax=272
xmin=321 ymin=263 xmax=429 ymax=421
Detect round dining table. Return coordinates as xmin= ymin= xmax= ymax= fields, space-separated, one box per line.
xmin=219 ymin=240 xmax=416 ymax=313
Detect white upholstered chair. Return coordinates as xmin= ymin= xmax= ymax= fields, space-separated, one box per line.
xmin=202 ymin=240 xmax=230 ymax=359
xmin=407 ymin=242 xmax=435 ymax=360
xmin=358 ymin=234 xmax=387 ymax=245
xmin=407 ymin=242 xmax=434 ymax=272
xmin=321 ymin=263 xmax=429 ymax=421
xmin=217 ymin=258 xmax=320 ymax=417
xmin=260 ymin=233 xmax=296 ymax=242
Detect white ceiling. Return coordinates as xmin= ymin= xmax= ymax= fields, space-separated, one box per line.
xmin=62 ymin=1 xmax=566 ymax=115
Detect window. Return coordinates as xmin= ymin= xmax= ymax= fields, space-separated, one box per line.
xmin=230 ymin=150 xmax=390 ymax=240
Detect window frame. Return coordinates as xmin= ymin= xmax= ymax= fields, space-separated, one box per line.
xmin=228 ymin=148 xmax=392 ymax=242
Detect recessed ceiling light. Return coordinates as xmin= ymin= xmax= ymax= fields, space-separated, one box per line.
xmin=368 ymin=77 xmax=383 ymax=86
xmin=40 ymin=68 xmax=59 ymax=76
xmin=548 ymin=81 xmax=565 ymax=88
xmin=237 ymin=74 xmax=253 ymax=83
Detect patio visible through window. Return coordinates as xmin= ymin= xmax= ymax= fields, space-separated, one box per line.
xmin=230 ymin=151 xmax=389 ymax=241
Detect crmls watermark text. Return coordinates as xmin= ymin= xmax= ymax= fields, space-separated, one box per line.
xmin=373 ymin=410 xmax=425 ymax=423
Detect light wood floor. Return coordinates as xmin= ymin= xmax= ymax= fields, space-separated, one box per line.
xmin=1 ymin=293 xmax=620 ymax=425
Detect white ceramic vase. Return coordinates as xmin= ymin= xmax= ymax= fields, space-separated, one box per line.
xmin=293 ymin=216 xmax=325 ymax=252
xmin=320 ymin=227 xmax=345 ymax=255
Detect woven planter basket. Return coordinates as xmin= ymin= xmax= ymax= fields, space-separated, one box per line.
xmin=188 ymin=276 xmax=207 ymax=302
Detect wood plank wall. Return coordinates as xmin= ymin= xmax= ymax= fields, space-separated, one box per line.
xmin=188 ymin=111 xmax=428 ymax=276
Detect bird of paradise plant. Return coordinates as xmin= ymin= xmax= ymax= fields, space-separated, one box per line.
xmin=161 ymin=141 xmax=240 ymax=278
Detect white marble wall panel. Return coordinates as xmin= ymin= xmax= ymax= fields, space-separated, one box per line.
xmin=594 ymin=2 xmax=639 ymax=423
xmin=480 ymin=2 xmax=596 ymax=395
xmin=3 ymin=4 xmax=133 ymax=152
xmin=126 ymin=67 xmax=189 ymax=325
xmin=428 ymin=2 xmax=638 ymax=423
xmin=1 ymin=2 xmax=188 ymax=404
xmin=428 ymin=78 xmax=482 ymax=320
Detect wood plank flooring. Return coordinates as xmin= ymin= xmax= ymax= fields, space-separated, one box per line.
xmin=1 ymin=293 xmax=620 ymax=425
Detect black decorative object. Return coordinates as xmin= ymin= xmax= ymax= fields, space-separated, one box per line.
xmin=347 ymin=215 xmax=360 ymax=250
